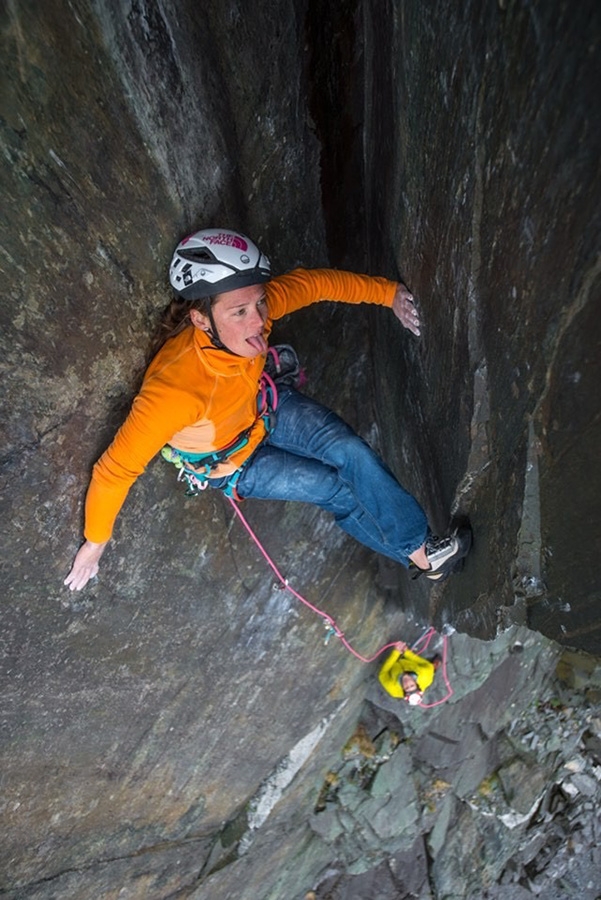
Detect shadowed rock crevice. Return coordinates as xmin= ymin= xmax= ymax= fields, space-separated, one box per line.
xmin=305 ymin=0 xmax=364 ymax=268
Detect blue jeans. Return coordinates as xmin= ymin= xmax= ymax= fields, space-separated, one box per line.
xmin=209 ymin=388 xmax=428 ymax=567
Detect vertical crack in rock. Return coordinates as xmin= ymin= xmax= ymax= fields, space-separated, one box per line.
xmin=305 ymin=0 xmax=363 ymax=266
xmin=533 ymin=248 xmax=601 ymax=433
xmin=2 ymin=3 xmax=600 ymax=898
xmin=452 ymin=77 xmax=491 ymax=516
xmin=513 ymin=418 xmax=544 ymax=604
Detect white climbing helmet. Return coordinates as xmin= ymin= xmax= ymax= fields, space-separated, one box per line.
xmin=169 ymin=228 xmax=271 ymax=301
xmin=407 ymin=692 xmax=423 ymax=706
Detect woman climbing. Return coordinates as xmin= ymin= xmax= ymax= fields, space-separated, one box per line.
xmin=64 ymin=228 xmax=471 ymax=591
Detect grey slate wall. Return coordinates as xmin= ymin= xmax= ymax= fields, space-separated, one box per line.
xmin=1 ymin=0 xmax=599 ymax=897
xmin=359 ymin=0 xmax=601 ymax=649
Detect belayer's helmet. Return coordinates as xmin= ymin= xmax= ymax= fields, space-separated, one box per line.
xmin=169 ymin=228 xmax=271 ymax=301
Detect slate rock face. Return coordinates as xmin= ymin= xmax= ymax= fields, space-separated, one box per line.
xmin=358 ymin=0 xmax=601 ymax=651
xmin=1 ymin=1 xmax=600 ymax=898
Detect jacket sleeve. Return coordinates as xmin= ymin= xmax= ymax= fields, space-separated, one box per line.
xmin=265 ymin=268 xmax=397 ymax=319
xmin=84 ymin=385 xmax=200 ymax=544
xmin=378 ymin=648 xmax=404 ymax=698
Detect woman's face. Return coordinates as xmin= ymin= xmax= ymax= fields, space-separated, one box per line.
xmin=191 ymin=284 xmax=269 ymax=358
xmin=401 ymin=673 xmax=419 ymax=695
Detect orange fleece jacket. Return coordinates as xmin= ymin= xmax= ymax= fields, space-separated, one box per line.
xmin=84 ymin=268 xmax=397 ymax=542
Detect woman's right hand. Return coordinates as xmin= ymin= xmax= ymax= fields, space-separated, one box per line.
xmin=64 ymin=540 xmax=108 ymax=591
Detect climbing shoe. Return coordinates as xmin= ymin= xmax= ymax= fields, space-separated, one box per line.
xmin=411 ymin=527 xmax=472 ymax=583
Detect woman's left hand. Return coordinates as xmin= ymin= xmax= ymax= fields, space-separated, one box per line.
xmin=392 ymin=283 xmax=421 ymax=336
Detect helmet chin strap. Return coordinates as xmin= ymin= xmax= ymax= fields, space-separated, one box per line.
xmin=205 ymin=306 xmax=238 ymax=355
xmin=206 ymin=308 xmax=226 ymax=350
xmin=207 ymin=331 xmax=225 ymax=349
xmin=192 ymin=299 xmax=238 ymax=355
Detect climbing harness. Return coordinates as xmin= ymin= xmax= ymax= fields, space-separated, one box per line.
xmin=161 ymin=344 xmax=304 ymax=498
xmin=161 ymin=418 xmax=263 ymax=500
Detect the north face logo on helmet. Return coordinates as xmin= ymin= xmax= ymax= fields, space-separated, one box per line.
xmin=202 ymin=233 xmax=248 ymax=251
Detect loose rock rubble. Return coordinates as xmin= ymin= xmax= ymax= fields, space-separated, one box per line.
xmin=305 ymin=626 xmax=601 ymax=899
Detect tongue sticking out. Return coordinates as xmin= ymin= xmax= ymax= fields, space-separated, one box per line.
xmin=246 ymin=333 xmax=268 ymax=355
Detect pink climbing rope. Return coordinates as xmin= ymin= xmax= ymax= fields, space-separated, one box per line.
xmin=227 ymin=495 xmax=392 ymax=662
xmin=411 ymin=626 xmax=453 ymax=707
xmin=227 ymin=356 xmax=452 ymax=705
xmin=226 ymin=495 xmax=452 ymax=705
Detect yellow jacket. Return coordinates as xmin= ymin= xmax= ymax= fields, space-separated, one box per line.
xmin=378 ymin=648 xmax=435 ymax=699
xmin=84 ymin=268 xmax=396 ymax=542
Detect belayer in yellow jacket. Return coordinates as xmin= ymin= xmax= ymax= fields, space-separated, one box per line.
xmin=65 ymin=228 xmax=471 ymax=591
xmin=378 ymin=642 xmax=436 ymax=703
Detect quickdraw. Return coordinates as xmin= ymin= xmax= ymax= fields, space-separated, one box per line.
xmin=161 ymin=444 xmax=247 ymax=499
